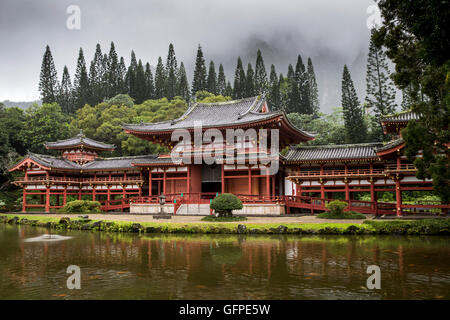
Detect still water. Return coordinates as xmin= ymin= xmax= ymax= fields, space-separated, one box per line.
xmin=0 ymin=223 xmax=449 ymax=300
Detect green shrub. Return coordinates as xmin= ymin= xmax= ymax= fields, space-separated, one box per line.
xmin=210 ymin=193 xmax=243 ymax=217
xmin=201 ymin=215 xmax=247 ymax=222
xmin=60 ymin=200 xmax=101 ymax=213
xmin=317 ymin=211 xmax=366 ymax=219
xmin=326 ymin=200 xmax=348 ymax=216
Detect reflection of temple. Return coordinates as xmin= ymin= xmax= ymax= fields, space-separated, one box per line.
xmin=5 ymin=231 xmax=449 ymax=299
xmin=9 ymin=96 xmax=447 ymax=215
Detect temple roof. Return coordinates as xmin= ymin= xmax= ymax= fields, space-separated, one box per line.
xmin=122 ymin=95 xmax=315 ymax=140
xmin=376 ymin=138 xmax=405 ymax=153
xmin=284 ymin=143 xmax=383 ymax=162
xmin=44 ymin=131 xmax=116 ymax=151
xmin=10 ymin=153 xmax=164 ymax=171
xmin=380 ymin=111 xmax=420 ymax=123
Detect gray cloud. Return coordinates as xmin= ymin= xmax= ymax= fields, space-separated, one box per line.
xmin=0 ymin=0 xmax=379 ymax=112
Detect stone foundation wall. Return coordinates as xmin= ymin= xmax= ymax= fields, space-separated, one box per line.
xmin=130 ymin=204 xmax=174 ymax=214
xmin=130 ymin=203 xmax=285 ymax=215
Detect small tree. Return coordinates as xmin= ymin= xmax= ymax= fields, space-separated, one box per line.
xmin=326 ymin=200 xmax=348 ymax=216
xmin=210 ymin=193 xmax=243 ymax=217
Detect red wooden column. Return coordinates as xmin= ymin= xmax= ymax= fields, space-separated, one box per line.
xmin=45 ymin=184 xmax=50 ymax=213
xmin=163 ymin=169 xmax=167 ymax=194
xmin=248 ymin=166 xmax=252 ymax=195
xmin=265 ymin=168 xmax=270 ymax=197
xmin=221 ymin=164 xmax=225 ymax=194
xmin=92 ymin=185 xmax=96 ymax=201
xmin=148 ymin=169 xmax=152 ymax=196
xmin=138 ymin=170 xmax=143 ymax=196
xmin=22 ymin=188 xmax=26 ymax=212
xmin=396 ymin=178 xmax=402 ymax=216
xmin=63 ymin=186 xmax=67 ymax=206
xmin=187 ymin=165 xmax=191 ymax=194
xmin=344 ymin=163 xmax=350 ymax=201
xmin=271 ymin=175 xmax=275 ymax=197
xmin=369 ymin=163 xmax=375 ymax=206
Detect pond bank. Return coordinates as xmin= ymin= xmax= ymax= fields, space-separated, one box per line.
xmin=1 ymin=214 xmax=449 ymax=235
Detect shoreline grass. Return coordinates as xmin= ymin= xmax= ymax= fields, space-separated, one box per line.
xmin=1 ymin=214 xmax=449 ymax=235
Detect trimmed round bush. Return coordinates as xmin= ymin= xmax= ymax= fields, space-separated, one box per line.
xmin=60 ymin=200 xmax=101 ymax=213
xmin=326 ymin=200 xmax=348 ymax=216
xmin=210 ymin=193 xmax=243 ymax=217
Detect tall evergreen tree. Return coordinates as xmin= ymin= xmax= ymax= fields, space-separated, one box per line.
xmin=233 ymin=57 xmax=246 ymax=99
xmin=125 ymin=50 xmax=138 ymax=99
xmin=365 ymin=29 xmax=397 ymax=140
xmin=286 ymin=64 xmax=300 ymax=114
xmin=144 ymin=62 xmax=155 ymax=100
xmin=39 ymin=45 xmax=59 ymax=104
xmin=166 ymin=43 xmax=178 ymax=100
xmin=254 ymin=49 xmax=268 ymax=94
xmin=295 ymin=55 xmax=312 ymax=114
xmin=341 ymin=65 xmax=367 ymax=143
xmin=117 ymin=57 xmax=127 ymax=94
xmin=106 ymin=42 xmax=119 ymax=97
xmin=177 ymin=62 xmax=190 ymax=101
xmin=57 ymin=66 xmax=73 ymax=113
xmin=307 ymin=57 xmax=319 ymax=115
xmin=89 ymin=43 xmax=105 ymax=104
xmin=268 ymin=64 xmax=280 ymax=110
xmin=134 ymin=60 xmax=147 ymax=103
xmin=224 ymin=81 xmax=233 ymax=98
xmin=217 ymin=64 xmax=226 ymax=96
xmin=207 ymin=61 xmax=217 ymax=94
xmin=278 ymin=73 xmax=288 ymax=112
xmin=246 ymin=63 xmax=256 ymax=97
xmin=73 ymin=48 xmax=90 ymax=110
xmin=191 ymin=44 xmax=207 ymax=97
xmin=154 ymin=56 xmax=167 ymax=99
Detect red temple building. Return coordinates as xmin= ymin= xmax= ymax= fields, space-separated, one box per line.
xmin=9 ymin=96 xmax=448 ymax=215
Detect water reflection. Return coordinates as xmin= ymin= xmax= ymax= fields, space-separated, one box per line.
xmin=0 ymin=224 xmax=449 ymax=300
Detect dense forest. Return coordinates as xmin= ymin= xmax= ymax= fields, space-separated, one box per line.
xmin=0 ymin=0 xmax=447 ymax=209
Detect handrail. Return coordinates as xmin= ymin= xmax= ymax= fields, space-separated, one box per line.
xmin=15 ymin=176 xmax=143 ymax=183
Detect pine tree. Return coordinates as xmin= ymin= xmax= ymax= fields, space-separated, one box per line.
xmin=401 ymin=84 xmax=416 ymax=110
xmin=154 ymin=56 xmax=167 ymax=99
xmin=39 ymin=45 xmax=59 ymax=103
xmin=117 ymin=57 xmax=127 ymax=94
xmin=135 ymin=60 xmax=147 ymax=103
xmin=295 ymin=55 xmax=312 ymax=114
xmin=144 ymin=62 xmax=155 ymax=100
xmin=107 ymin=42 xmax=119 ymax=97
xmin=246 ymin=63 xmax=256 ymax=97
xmin=233 ymin=57 xmax=246 ymax=99
xmin=342 ymin=65 xmax=367 ymax=143
xmin=191 ymin=44 xmax=207 ymax=97
xmin=166 ymin=43 xmax=178 ymax=100
xmin=217 ymin=64 xmax=226 ymax=95
xmin=207 ymin=61 xmax=217 ymax=94
xmin=365 ymin=29 xmax=397 ymax=140
xmin=278 ymin=73 xmax=288 ymax=112
xmin=268 ymin=64 xmax=280 ymax=110
xmin=88 ymin=43 xmax=105 ymax=104
xmin=254 ymin=49 xmax=268 ymax=94
xmin=125 ymin=50 xmax=138 ymax=99
xmin=177 ymin=62 xmax=190 ymax=101
xmin=73 ymin=48 xmax=90 ymax=110
xmin=286 ymin=64 xmax=300 ymax=114
xmin=307 ymin=57 xmax=319 ymax=115
xmin=57 ymin=66 xmax=73 ymax=113
xmin=225 ymin=81 xmax=233 ymax=98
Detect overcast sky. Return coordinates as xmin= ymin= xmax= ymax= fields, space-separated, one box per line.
xmin=0 ymin=0 xmax=380 ymax=112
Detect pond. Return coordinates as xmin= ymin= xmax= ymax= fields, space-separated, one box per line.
xmin=0 ymin=224 xmax=449 ymax=299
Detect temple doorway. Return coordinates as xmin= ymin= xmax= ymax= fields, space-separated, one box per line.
xmin=201 ymin=163 xmax=222 ymax=194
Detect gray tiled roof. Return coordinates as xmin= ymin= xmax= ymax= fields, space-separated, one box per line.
xmin=123 ymin=96 xmax=311 ymax=136
xmin=18 ymin=153 xmax=164 ymax=171
xmin=45 ymin=131 xmax=115 ymax=151
xmin=284 ymin=143 xmax=383 ymax=162
xmin=380 ymin=111 xmax=420 ymax=122
xmin=376 ymin=138 xmax=405 ymax=153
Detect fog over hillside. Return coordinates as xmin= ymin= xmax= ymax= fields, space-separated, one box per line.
xmin=0 ymin=0 xmax=398 ymax=113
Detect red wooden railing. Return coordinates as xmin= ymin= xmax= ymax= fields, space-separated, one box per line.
xmin=15 ymin=176 xmax=143 ymax=184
